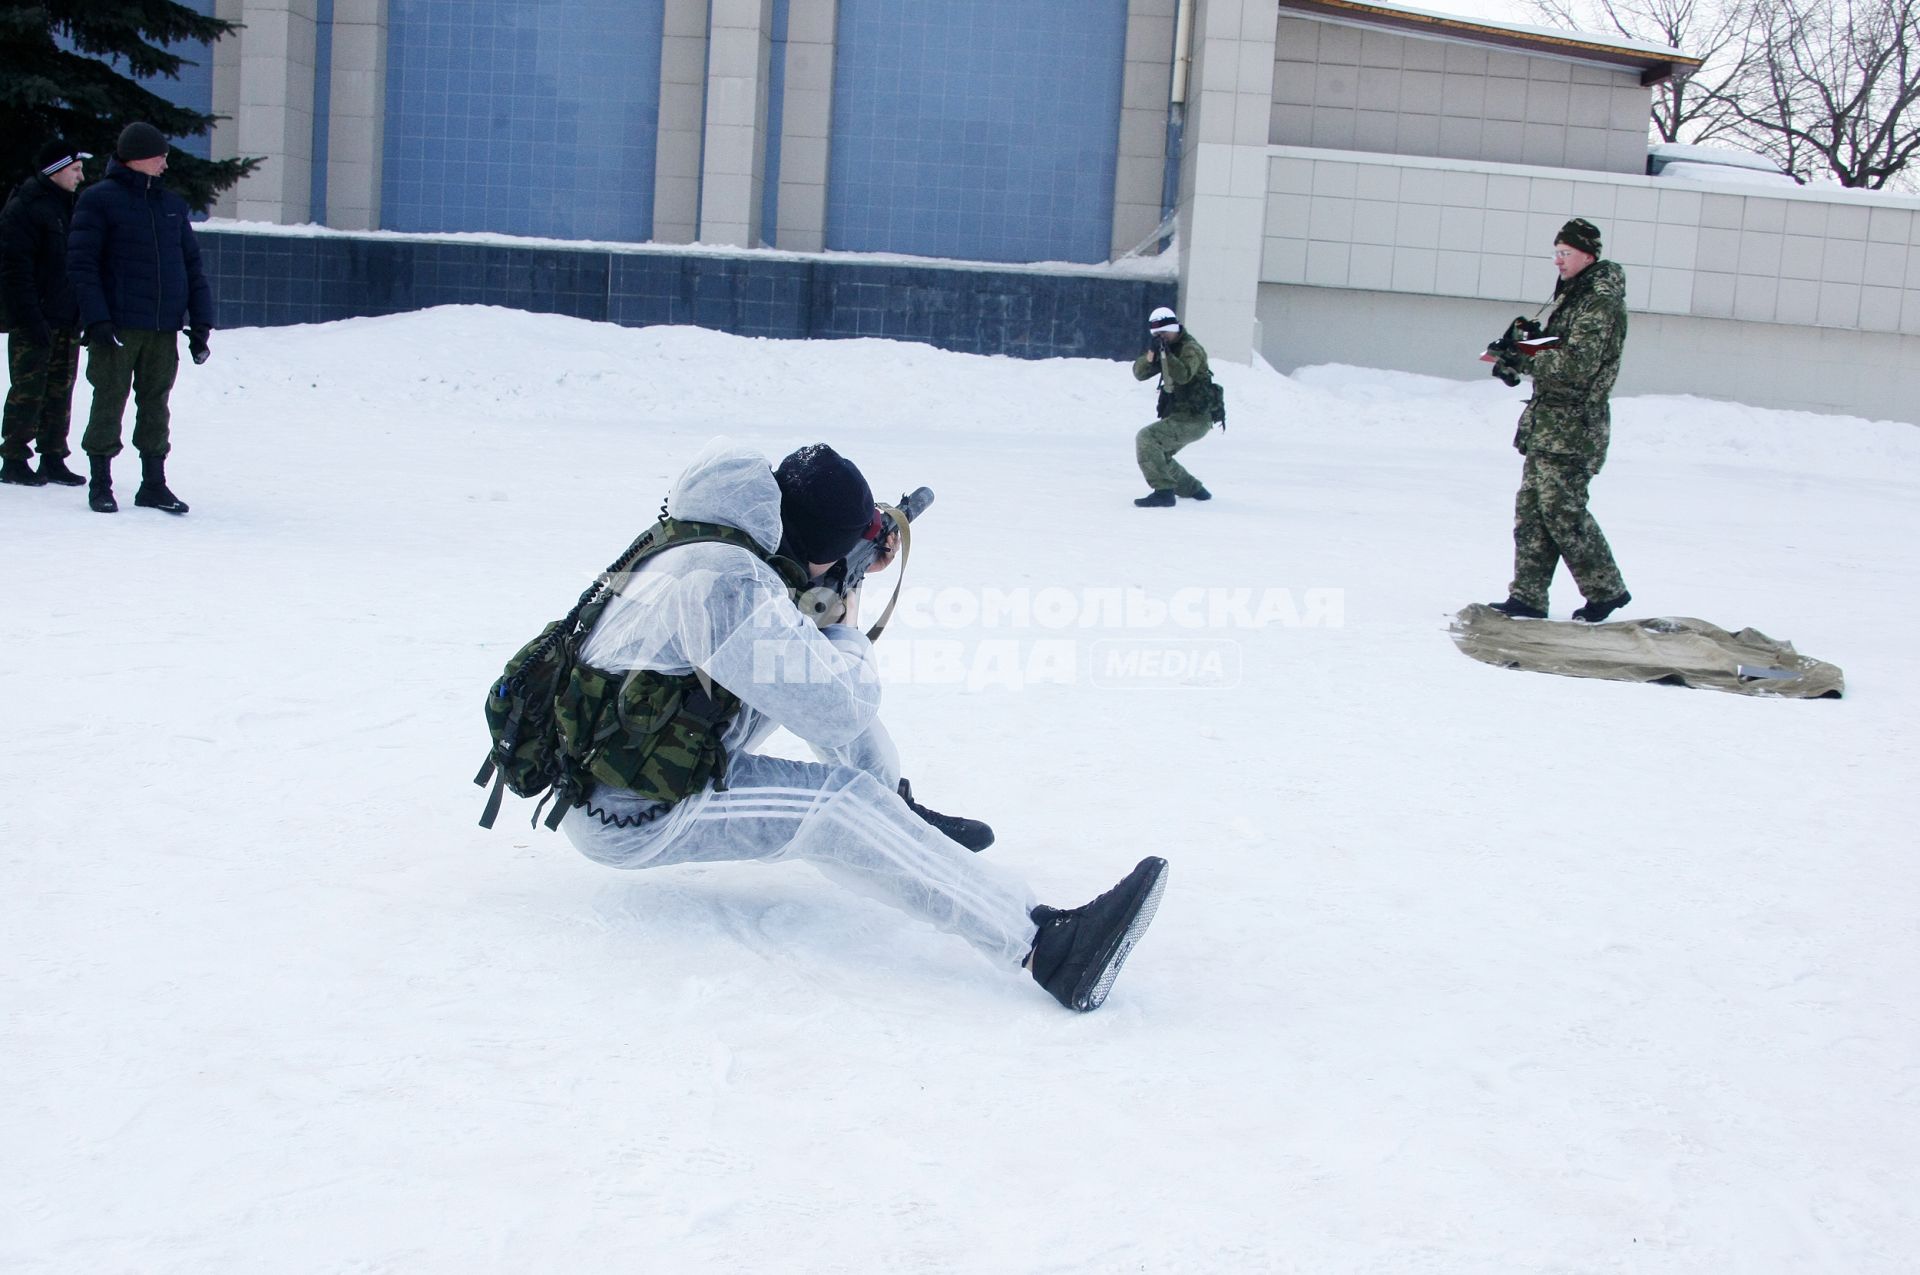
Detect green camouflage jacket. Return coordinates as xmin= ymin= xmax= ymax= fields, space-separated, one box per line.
xmin=1513 ymin=259 xmax=1627 ymax=469
xmin=1133 ymin=331 xmax=1212 ymax=419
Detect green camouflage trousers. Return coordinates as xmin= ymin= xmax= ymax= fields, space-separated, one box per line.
xmin=1135 ymin=412 xmax=1213 ymax=494
xmin=1509 ymin=452 xmax=1626 ymax=610
xmin=2 ymin=328 xmax=80 ymax=460
xmin=83 ymin=328 xmax=179 ymax=459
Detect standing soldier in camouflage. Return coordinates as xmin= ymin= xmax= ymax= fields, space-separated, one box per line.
xmin=1487 ymin=218 xmax=1632 ymax=623
xmin=1130 ymin=306 xmax=1217 ymax=507
xmin=0 ymin=141 xmax=92 ymax=489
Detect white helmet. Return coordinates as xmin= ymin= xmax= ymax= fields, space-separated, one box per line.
xmin=1147 ymin=306 xmax=1180 ymax=335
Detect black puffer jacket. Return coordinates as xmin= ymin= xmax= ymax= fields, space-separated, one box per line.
xmin=67 ymin=159 xmax=214 ymax=333
xmin=0 ymin=172 xmax=80 ymax=331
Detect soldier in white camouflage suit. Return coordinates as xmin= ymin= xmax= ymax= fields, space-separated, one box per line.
xmin=1488 ymin=218 xmax=1632 ymax=623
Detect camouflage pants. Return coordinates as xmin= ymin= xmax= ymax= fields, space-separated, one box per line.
xmin=2 ymin=328 xmax=80 ymax=461
xmin=82 ymin=328 xmax=179 ymax=459
xmin=1509 ymin=452 xmax=1626 ymax=610
xmin=1135 ymin=412 xmax=1212 ymax=494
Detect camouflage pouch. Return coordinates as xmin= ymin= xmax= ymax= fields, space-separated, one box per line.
xmin=555 ymin=663 xmax=743 ymax=816
xmin=479 ymin=619 xmax=579 ymax=811
xmin=475 ymin=515 xmax=794 ymax=831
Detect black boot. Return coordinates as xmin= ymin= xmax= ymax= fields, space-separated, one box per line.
xmin=1571 ymin=591 xmax=1631 ymax=623
xmin=1027 ymin=856 xmax=1168 ymax=1012
xmin=36 ymin=454 xmax=86 ymax=486
xmin=1133 ymin=489 xmax=1176 ymax=508
xmin=88 ymin=454 xmax=117 ymax=512
xmin=133 ymin=454 xmax=189 ymax=515
xmin=897 ymin=777 xmax=994 ymax=852
xmin=1185 ymin=485 xmax=1212 ymax=501
xmin=1488 ymin=597 xmax=1547 ymax=619
xmin=1 ymin=456 xmax=45 ymax=486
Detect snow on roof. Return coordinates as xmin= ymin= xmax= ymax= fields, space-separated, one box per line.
xmin=1652 ymin=161 xmax=1802 ymax=189
xmin=1648 ymin=142 xmax=1788 ymax=173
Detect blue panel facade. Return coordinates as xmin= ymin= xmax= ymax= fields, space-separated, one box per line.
xmin=826 ymin=0 xmax=1128 ymax=265
xmin=197 ymin=230 xmax=1171 ymax=362
xmin=382 ymin=0 xmax=665 ymax=240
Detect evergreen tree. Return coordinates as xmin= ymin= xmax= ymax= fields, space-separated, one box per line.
xmin=0 ymin=0 xmax=259 ymax=211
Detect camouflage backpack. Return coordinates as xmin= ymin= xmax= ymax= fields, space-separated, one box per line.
xmin=474 ymin=516 xmax=804 ymax=830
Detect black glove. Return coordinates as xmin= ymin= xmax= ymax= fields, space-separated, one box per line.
xmin=188 ymin=327 xmax=211 ymax=365
xmin=84 ymin=321 xmax=120 ymax=349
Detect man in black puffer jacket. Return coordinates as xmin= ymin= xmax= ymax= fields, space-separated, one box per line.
xmin=0 ymin=140 xmax=91 ymax=488
xmin=67 ymin=121 xmax=215 ymax=515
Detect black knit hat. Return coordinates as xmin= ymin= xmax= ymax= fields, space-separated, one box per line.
xmin=116 ymin=121 xmax=169 ymax=162
xmin=36 ymin=140 xmax=92 ymax=175
xmin=773 ymin=444 xmax=875 ymax=565
xmin=1556 ymin=217 xmax=1603 ymax=258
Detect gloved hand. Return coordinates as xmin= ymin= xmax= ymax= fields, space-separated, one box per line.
xmin=84 ymin=321 xmax=120 ymax=349
xmin=188 ymin=327 xmax=211 ymax=365
xmin=1489 ymin=349 xmax=1526 ymax=388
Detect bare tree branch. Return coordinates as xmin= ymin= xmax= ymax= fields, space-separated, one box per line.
xmin=1528 ymin=0 xmax=1920 ymax=188
xmin=1722 ymin=0 xmax=1920 ymax=186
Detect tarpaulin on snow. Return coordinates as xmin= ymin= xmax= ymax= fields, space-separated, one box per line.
xmin=1449 ymin=604 xmax=1844 ymax=698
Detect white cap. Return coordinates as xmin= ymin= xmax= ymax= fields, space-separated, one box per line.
xmin=1147 ymin=306 xmax=1180 ymax=333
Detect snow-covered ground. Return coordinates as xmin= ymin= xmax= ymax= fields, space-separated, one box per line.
xmin=5 ymin=306 xmax=1916 ymax=1273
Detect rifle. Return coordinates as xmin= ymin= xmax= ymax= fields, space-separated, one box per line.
xmin=797 ymin=486 xmax=934 ymax=640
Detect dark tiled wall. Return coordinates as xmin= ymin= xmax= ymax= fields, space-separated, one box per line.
xmin=197 ymin=230 xmax=1173 ymax=361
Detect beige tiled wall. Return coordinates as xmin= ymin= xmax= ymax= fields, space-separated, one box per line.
xmin=210 ymin=0 xmax=244 ymax=219
xmin=654 ymin=0 xmax=711 ymax=244
xmin=1261 ymin=147 xmax=1920 ymax=338
xmin=1271 ymin=17 xmax=1648 ymax=175
xmin=231 ymin=0 xmax=322 ymax=224
xmin=700 ymin=0 xmax=774 ymax=247
xmin=1113 ymin=0 xmax=1178 ymax=257
xmin=1256 ymin=146 xmax=1920 ymax=420
xmin=774 ymin=0 xmax=836 ymax=251
xmin=326 ymin=0 xmax=387 ymax=232
xmin=1175 ymin=0 xmax=1281 ymax=362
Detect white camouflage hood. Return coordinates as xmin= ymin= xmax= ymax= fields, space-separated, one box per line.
xmin=663 ymin=437 xmax=784 ymax=554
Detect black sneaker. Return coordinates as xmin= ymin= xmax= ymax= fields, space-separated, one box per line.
xmin=133 ymin=482 xmax=189 ymax=515
xmin=897 ymin=777 xmax=994 ymax=852
xmin=1186 ymin=485 xmax=1212 ymax=501
xmin=1571 ymin=591 xmax=1631 ymax=623
xmin=1133 ymin=489 xmax=1176 ymax=507
xmin=1 ymin=457 xmax=45 ymax=486
xmin=1488 ymin=597 xmax=1548 ymax=619
xmin=1028 ymin=856 xmax=1168 ymax=1012
xmin=35 ymin=455 xmax=86 ymax=486
xmin=133 ymin=455 xmax=189 ymax=515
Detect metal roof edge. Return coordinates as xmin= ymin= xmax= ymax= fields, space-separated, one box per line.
xmin=1277 ymin=0 xmax=1705 ymax=84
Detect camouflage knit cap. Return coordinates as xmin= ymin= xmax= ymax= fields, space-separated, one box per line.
xmin=1556 ymin=217 xmax=1603 ymax=257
